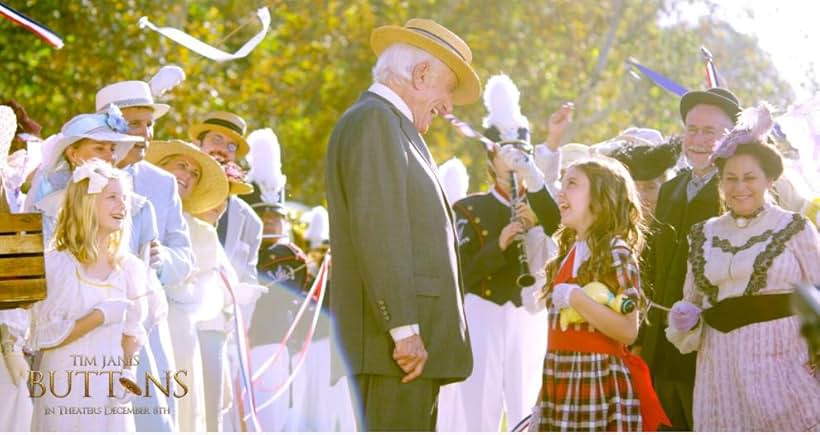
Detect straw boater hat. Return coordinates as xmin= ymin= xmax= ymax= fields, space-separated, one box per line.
xmin=95 ymin=81 xmax=170 ymax=120
xmin=370 ymin=18 xmax=481 ymax=106
xmin=188 ymin=111 xmax=250 ymax=159
xmin=145 ymin=140 xmax=229 ymax=214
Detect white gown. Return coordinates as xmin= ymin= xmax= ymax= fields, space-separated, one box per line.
xmin=0 ymin=309 xmax=33 ymax=432
xmin=28 ymin=250 xmax=147 ymax=432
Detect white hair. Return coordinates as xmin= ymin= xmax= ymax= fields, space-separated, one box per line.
xmin=372 ymin=43 xmax=448 ymax=87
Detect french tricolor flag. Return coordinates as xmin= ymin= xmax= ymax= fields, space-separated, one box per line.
xmin=0 ymin=1 xmax=63 ymax=49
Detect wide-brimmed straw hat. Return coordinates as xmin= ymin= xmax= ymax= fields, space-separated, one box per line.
xmin=188 ymin=111 xmax=250 ymax=159
xmin=370 ymin=18 xmax=481 ymax=106
xmin=146 ymin=140 xmax=229 ymax=215
xmin=96 ymin=81 xmax=170 ymax=120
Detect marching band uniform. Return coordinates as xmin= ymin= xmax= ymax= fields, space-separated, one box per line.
xmin=442 ymin=185 xmax=555 ymax=431
xmin=437 ymin=75 xmax=558 ymax=431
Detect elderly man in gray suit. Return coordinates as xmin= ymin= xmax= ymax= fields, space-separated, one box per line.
xmin=325 ymin=18 xmax=481 ymax=431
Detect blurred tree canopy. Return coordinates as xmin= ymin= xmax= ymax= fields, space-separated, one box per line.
xmin=0 ymin=0 xmax=798 ymax=205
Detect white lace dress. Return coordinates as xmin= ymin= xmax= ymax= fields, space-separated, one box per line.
xmin=667 ymin=205 xmax=820 ymax=431
xmin=29 ymin=250 xmax=147 ymax=432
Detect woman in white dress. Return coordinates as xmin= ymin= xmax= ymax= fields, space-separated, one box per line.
xmin=146 ymin=140 xmax=230 ymax=432
xmin=28 ymin=160 xmax=147 ymax=431
xmin=0 ymin=309 xmax=33 ymax=431
xmin=666 ymin=104 xmax=820 ymax=431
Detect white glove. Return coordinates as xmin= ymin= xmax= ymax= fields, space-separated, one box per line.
xmin=3 ymin=351 xmax=29 ymax=386
xmin=551 ymin=283 xmax=581 ymax=310
xmin=669 ymin=300 xmax=702 ymax=332
xmin=499 ymin=145 xmax=545 ymax=192
xmin=533 ymin=144 xmax=560 ymax=184
xmin=521 ymin=286 xmax=546 ymax=314
xmin=93 ymin=298 xmax=132 ymax=326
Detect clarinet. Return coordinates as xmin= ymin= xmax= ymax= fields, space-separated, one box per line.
xmin=510 ymin=172 xmax=536 ymax=288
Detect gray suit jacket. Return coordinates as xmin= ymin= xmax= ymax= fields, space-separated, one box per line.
xmin=325 ymin=91 xmax=472 ymax=382
xmin=130 ymin=161 xmax=193 ymax=287
xmin=222 ymin=195 xmax=262 ymax=285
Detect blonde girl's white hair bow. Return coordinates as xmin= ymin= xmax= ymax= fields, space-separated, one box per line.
xmin=71 ymin=160 xmax=112 ymax=194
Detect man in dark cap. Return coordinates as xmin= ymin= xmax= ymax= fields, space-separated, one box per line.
xmin=643 ymin=88 xmax=741 ymax=431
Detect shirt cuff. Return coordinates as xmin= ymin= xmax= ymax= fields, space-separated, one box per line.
xmin=389 ymin=324 xmax=420 ymax=342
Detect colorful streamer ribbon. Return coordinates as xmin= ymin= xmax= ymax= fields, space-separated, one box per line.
xmin=138 ymin=7 xmax=270 ymax=62
xmin=0 ymin=1 xmax=63 ymax=48
xmin=219 ymin=268 xmax=262 ymax=432
xmin=249 ymin=253 xmax=331 ymax=415
xmin=626 ymin=57 xmax=688 ymax=97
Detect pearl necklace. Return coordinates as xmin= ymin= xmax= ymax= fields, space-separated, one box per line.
xmin=730 ymin=206 xmax=766 ymax=228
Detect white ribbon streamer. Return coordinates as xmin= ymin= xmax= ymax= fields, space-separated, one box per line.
xmin=138 ymin=7 xmax=271 ymax=62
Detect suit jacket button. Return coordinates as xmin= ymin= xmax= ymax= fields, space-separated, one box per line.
xmin=487 ymin=276 xmax=492 ymax=281
xmin=484 ymin=289 xmax=492 ymax=297
xmin=474 ymin=217 xmax=481 ymax=224
xmin=481 ymin=230 xmax=489 ymax=236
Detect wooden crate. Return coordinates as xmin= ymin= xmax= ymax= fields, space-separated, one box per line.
xmin=0 ymin=212 xmax=46 ymax=309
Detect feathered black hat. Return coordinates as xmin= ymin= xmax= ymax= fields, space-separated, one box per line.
xmin=611 ymin=136 xmax=681 ymax=181
xmin=482 ymin=74 xmax=532 ymax=154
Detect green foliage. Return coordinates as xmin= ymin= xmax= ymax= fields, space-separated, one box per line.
xmin=0 ymin=0 xmax=799 ymax=203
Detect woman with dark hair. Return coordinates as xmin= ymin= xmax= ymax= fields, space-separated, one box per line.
xmin=666 ymin=104 xmax=820 ymax=431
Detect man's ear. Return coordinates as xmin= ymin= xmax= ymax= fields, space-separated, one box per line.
xmin=411 ymin=62 xmax=431 ymax=90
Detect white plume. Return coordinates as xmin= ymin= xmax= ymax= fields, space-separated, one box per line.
xmin=438 ymin=157 xmax=469 ymax=203
xmin=304 ymin=206 xmax=329 ymax=249
xmin=246 ymin=128 xmax=286 ymax=205
xmin=736 ymin=102 xmax=776 ymax=141
xmin=149 ymin=65 xmax=186 ymax=97
xmin=482 ymin=74 xmax=530 ymax=141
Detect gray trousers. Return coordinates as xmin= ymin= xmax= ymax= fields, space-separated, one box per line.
xmin=198 ymin=330 xmax=228 ymax=432
xmin=355 ymin=374 xmax=440 ymax=431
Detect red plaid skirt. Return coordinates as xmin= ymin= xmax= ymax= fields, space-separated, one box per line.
xmin=532 ymin=324 xmax=642 ymax=431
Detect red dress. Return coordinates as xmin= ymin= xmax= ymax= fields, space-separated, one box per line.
xmin=532 ymin=240 xmax=669 ymax=431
